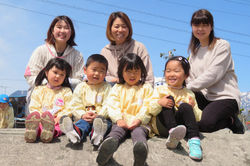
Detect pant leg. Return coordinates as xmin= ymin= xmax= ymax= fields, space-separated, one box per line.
xmin=198 ymin=99 xmax=238 ymax=132
xmin=106 ymin=124 xmax=128 ymax=143
xmin=130 ymin=126 xmax=149 ymax=144
xmin=175 ymin=103 xmax=199 ymax=139
xmin=74 ymin=119 xmax=92 ymax=140
xmin=53 ymin=122 xmax=62 ymax=138
xmin=104 ymin=119 xmax=112 ymax=137
xmin=193 ymin=91 xmax=210 ymax=110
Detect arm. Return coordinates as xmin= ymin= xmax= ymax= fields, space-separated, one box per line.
xmin=187 ymin=41 xmax=232 ymax=91
xmin=97 ymin=84 xmax=112 ymax=117
xmin=24 ymin=46 xmax=46 ymax=87
xmin=106 ymin=85 xmax=123 ymax=123
xmin=56 ymin=88 xmax=73 ymax=119
xmin=137 ymin=42 xmax=154 ymax=86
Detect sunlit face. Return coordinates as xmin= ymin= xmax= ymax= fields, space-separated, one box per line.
xmin=0 ymin=103 xmax=8 ymax=109
xmin=165 ymin=60 xmax=187 ymax=89
xmin=111 ymin=18 xmax=129 ymax=45
xmin=192 ymin=23 xmax=212 ymax=46
xmin=84 ymin=62 xmax=107 ymax=85
xmin=122 ymin=66 xmax=141 ymax=86
xmin=52 ymin=20 xmax=72 ymax=44
xmin=46 ymin=66 xmax=66 ymax=87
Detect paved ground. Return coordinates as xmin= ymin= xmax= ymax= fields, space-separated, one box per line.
xmin=0 ymin=128 xmax=249 ymax=166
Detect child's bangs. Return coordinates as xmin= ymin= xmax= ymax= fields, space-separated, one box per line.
xmin=125 ymin=61 xmax=140 ymax=71
xmin=191 ymin=15 xmax=210 ymax=25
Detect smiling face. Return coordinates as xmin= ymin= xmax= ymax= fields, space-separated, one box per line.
xmin=52 ymin=20 xmax=72 ymax=45
xmin=46 ymin=66 xmax=66 ymax=87
xmin=122 ymin=66 xmax=141 ymax=86
xmin=165 ymin=60 xmax=187 ymax=89
xmin=111 ymin=18 xmax=129 ymax=45
xmin=192 ymin=23 xmax=212 ymax=46
xmin=0 ymin=103 xmax=8 ymax=109
xmin=84 ymin=62 xmax=107 ymax=85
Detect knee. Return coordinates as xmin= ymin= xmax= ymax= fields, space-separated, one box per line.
xmin=179 ymin=103 xmax=193 ymax=113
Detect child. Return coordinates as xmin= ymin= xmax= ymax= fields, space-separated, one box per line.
xmin=149 ymin=56 xmax=203 ymax=160
xmin=0 ymin=94 xmax=14 ymax=128
xmin=96 ymin=53 xmax=153 ymax=166
xmin=24 ymin=15 xmax=84 ymax=114
xmin=59 ymin=54 xmax=112 ymax=145
xmin=24 ymin=58 xmax=73 ymax=143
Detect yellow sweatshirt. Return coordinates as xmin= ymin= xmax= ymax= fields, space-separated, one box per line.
xmin=105 ymin=83 xmax=153 ymax=126
xmin=29 ymin=85 xmax=73 ymax=118
xmin=68 ymin=81 xmax=111 ymax=121
xmin=0 ymin=106 xmax=14 ymax=128
xmin=149 ymin=85 xmax=202 ymax=135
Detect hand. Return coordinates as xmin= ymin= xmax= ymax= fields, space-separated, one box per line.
xmin=158 ymin=95 xmax=174 ymax=108
xmin=111 ymin=77 xmax=119 ymax=83
xmin=188 ymin=96 xmax=195 ymax=108
xmin=128 ymin=119 xmax=141 ymax=130
xmin=82 ymin=112 xmax=97 ymax=123
xmin=117 ymin=119 xmax=129 ymax=129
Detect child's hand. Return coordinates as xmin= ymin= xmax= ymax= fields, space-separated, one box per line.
xmin=82 ymin=112 xmax=97 ymax=123
xmin=158 ymin=95 xmax=174 ymax=108
xmin=117 ymin=119 xmax=129 ymax=129
xmin=188 ymin=96 xmax=195 ymax=108
xmin=128 ymin=119 xmax=141 ymax=130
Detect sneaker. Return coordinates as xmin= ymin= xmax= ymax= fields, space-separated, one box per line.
xmin=40 ymin=111 xmax=55 ymax=143
xmin=188 ymin=139 xmax=202 ymax=161
xmin=96 ymin=137 xmax=119 ymax=165
xmin=133 ymin=141 xmax=148 ymax=166
xmin=59 ymin=116 xmax=80 ymax=144
xmin=24 ymin=111 xmax=41 ymax=143
xmin=229 ymin=114 xmax=245 ymax=134
xmin=91 ymin=117 xmax=108 ymax=146
xmin=166 ymin=125 xmax=186 ymax=149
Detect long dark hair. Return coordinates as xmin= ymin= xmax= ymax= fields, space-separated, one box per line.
xmin=46 ymin=15 xmax=77 ymax=46
xmin=188 ymin=9 xmax=218 ymax=55
xmin=164 ymin=56 xmax=190 ymax=86
xmin=35 ymin=58 xmax=72 ymax=90
xmin=117 ymin=53 xmax=147 ymax=85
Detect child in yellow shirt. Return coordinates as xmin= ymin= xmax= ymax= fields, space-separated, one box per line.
xmin=24 ymin=58 xmax=73 ymax=143
xmin=59 ymin=54 xmax=111 ymax=145
xmin=149 ymin=56 xmax=202 ymax=160
xmin=96 ymin=53 xmax=153 ymax=166
xmin=0 ymin=94 xmax=14 ymax=128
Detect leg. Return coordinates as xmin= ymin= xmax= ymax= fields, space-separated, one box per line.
xmin=176 ymin=103 xmax=202 ymax=160
xmin=96 ymin=124 xmax=125 ymax=165
xmin=24 ymin=111 xmax=40 ymax=143
xmin=59 ymin=116 xmax=81 ymax=144
xmin=74 ymin=119 xmax=92 ymax=140
xmin=198 ymin=99 xmax=240 ymax=132
xmin=131 ymin=126 xmax=148 ymax=166
xmin=40 ymin=111 xmax=55 ymax=143
xmin=91 ymin=116 xmax=109 ymax=146
xmin=176 ymin=103 xmax=199 ymax=139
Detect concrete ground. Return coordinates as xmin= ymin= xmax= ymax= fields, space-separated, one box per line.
xmin=0 ymin=128 xmax=249 ymax=166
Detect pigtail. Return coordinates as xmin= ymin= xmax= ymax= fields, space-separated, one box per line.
xmin=35 ymin=69 xmax=47 ymax=86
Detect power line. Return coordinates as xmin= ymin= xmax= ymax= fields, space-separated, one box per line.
xmin=158 ymin=0 xmax=250 ymax=18
xmin=40 ymin=0 xmax=250 ymax=38
xmin=0 ymin=2 xmax=249 ymax=59
xmin=224 ymin=0 xmax=250 ymax=6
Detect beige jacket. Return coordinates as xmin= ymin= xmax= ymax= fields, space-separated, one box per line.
xmin=0 ymin=106 xmax=14 ymax=128
xmin=101 ymin=39 xmax=154 ymax=86
xmin=24 ymin=43 xmax=84 ymax=88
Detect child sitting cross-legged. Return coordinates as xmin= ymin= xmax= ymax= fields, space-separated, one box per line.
xmin=59 ymin=54 xmax=112 ymax=145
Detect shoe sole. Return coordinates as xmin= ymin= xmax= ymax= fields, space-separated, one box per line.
xmin=96 ymin=138 xmax=118 ymax=165
xmin=166 ymin=125 xmax=186 ymax=149
xmin=59 ymin=116 xmax=74 ymax=134
xmin=25 ymin=112 xmax=41 ymax=143
xmin=40 ymin=111 xmax=55 ymax=143
xmin=133 ymin=142 xmax=148 ymax=166
xmin=91 ymin=118 xmax=107 ymax=146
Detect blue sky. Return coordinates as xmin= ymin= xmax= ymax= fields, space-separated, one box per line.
xmin=0 ymin=0 xmax=250 ymax=95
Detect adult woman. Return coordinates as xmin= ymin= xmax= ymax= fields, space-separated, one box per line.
xmin=101 ymin=11 xmax=154 ymax=86
xmin=186 ymin=9 xmax=244 ymax=134
xmin=24 ymin=16 xmax=84 ymax=114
